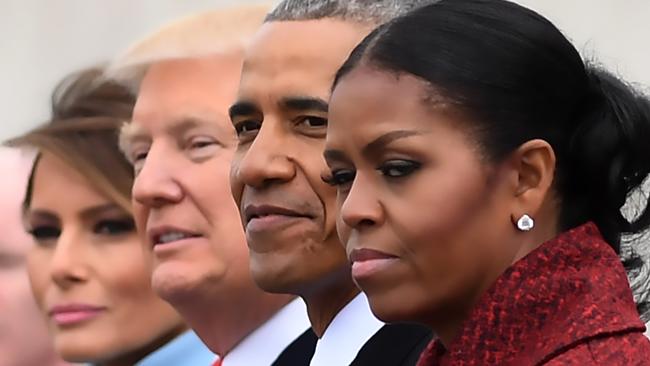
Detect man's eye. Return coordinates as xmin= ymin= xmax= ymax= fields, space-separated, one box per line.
xmin=190 ymin=140 xmax=215 ymax=149
xmin=133 ymin=151 xmax=148 ymax=162
xmin=129 ymin=144 xmax=150 ymax=164
xmin=132 ymin=152 xmax=148 ymax=176
xmin=296 ymin=116 xmax=328 ymax=128
xmin=234 ymin=120 xmax=261 ymax=136
xmin=378 ymin=160 xmax=421 ymax=178
xmin=188 ymin=137 xmax=218 ymax=150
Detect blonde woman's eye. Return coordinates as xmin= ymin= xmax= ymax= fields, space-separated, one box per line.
xmin=28 ymin=225 xmax=60 ymax=246
xmin=94 ymin=219 xmax=135 ymax=235
xmin=29 ymin=226 xmax=60 ymax=240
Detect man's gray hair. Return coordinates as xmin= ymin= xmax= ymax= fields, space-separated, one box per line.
xmin=266 ymin=0 xmax=435 ymax=25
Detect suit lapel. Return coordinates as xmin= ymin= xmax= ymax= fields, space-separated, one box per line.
xmin=350 ymin=324 xmax=432 ymax=366
xmin=272 ymin=328 xmax=318 ymax=366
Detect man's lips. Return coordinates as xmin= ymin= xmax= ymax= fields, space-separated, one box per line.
xmin=147 ymin=225 xmax=202 ymax=247
xmin=48 ymin=303 xmax=106 ymax=326
xmin=242 ymin=204 xmax=314 ymax=234
xmin=243 ymin=204 xmax=312 ymax=224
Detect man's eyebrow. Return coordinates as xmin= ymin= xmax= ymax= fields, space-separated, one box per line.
xmin=229 ymin=101 xmax=260 ymax=120
xmin=118 ymin=121 xmax=148 ymax=154
xmin=362 ymin=130 xmax=424 ymax=157
xmin=279 ymin=96 xmax=328 ymax=113
xmin=166 ymin=117 xmax=205 ymax=137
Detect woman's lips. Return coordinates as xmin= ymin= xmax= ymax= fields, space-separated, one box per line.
xmin=49 ymin=304 xmax=106 ymax=326
xmin=350 ymin=248 xmax=399 ymax=280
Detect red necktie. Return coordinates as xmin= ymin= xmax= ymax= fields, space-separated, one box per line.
xmin=211 ymin=358 xmax=222 ymax=366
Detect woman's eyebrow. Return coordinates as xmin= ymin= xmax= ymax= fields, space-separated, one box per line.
xmin=362 ymin=130 xmax=424 ymax=157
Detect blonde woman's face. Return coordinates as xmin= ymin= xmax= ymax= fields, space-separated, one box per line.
xmin=25 ymin=152 xmax=184 ymax=364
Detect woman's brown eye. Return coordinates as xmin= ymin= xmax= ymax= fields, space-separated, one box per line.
xmin=378 ymin=160 xmax=421 ymax=178
xmin=94 ymin=219 xmax=135 ymax=235
xmin=322 ymin=169 xmax=355 ymax=187
xmin=29 ymin=226 xmax=60 ymax=243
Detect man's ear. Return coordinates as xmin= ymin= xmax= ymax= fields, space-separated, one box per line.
xmin=506 ymin=139 xmax=556 ymax=225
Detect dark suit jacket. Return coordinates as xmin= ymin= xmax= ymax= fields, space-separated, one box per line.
xmin=272 ymin=328 xmax=318 ymax=366
xmin=350 ymin=323 xmax=432 ymax=366
xmin=272 ymin=323 xmax=431 ymax=366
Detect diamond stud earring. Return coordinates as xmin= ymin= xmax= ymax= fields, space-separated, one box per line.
xmin=516 ymin=214 xmax=534 ymax=231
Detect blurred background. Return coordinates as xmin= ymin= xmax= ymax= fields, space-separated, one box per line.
xmin=1 ymin=0 xmax=649 ymax=141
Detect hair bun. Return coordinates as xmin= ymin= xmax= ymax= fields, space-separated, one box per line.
xmin=567 ymin=65 xmax=650 ymax=246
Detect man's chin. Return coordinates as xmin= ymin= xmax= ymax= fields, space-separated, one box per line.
xmin=151 ymin=264 xmax=209 ymax=305
xmin=250 ymin=264 xmax=309 ymax=296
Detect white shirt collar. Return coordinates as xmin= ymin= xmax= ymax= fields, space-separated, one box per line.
xmin=222 ymin=298 xmax=311 ymax=366
xmin=310 ymin=293 xmax=384 ymax=366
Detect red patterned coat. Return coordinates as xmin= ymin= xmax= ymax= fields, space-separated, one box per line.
xmin=417 ymin=223 xmax=650 ymax=365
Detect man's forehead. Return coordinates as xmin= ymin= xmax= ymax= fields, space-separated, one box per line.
xmin=243 ymin=19 xmax=371 ymax=73
xmin=139 ymin=55 xmax=242 ymax=99
xmin=127 ymin=55 xmax=241 ymax=137
xmin=239 ymin=19 xmax=372 ymax=104
xmin=122 ymin=110 xmax=231 ymax=139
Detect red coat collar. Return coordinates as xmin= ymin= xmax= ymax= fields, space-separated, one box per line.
xmin=418 ymin=222 xmax=646 ymax=366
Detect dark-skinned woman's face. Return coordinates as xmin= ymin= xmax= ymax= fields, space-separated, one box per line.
xmin=324 ymin=67 xmax=520 ymax=324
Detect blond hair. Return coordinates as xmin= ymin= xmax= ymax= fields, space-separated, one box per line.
xmin=106 ymin=3 xmax=270 ymax=92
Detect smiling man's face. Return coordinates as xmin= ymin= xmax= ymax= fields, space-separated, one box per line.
xmin=229 ymin=19 xmax=372 ymax=295
xmin=121 ymin=55 xmax=255 ymax=304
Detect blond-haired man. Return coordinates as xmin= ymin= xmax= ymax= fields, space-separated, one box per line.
xmin=109 ymin=5 xmax=314 ymax=365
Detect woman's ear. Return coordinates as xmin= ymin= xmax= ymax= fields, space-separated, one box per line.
xmin=507 ymin=139 xmax=556 ymax=225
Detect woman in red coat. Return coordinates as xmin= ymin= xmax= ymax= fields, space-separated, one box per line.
xmin=322 ymin=0 xmax=650 ymax=364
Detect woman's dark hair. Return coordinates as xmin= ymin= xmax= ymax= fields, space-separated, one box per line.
xmin=7 ymin=67 xmax=136 ymax=212
xmin=334 ymin=0 xmax=650 ymax=253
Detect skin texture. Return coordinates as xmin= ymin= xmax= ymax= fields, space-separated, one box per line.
xmin=123 ymin=56 xmax=291 ymax=355
xmin=25 ymin=152 xmax=185 ymax=366
xmin=324 ymin=66 xmax=558 ymax=345
xmin=229 ymin=19 xmax=374 ymax=336
xmin=0 ymin=148 xmax=69 ymax=366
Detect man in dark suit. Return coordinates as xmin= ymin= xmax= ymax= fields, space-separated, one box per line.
xmin=230 ymin=1 xmax=434 ymax=365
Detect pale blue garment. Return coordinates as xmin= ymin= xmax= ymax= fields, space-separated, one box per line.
xmin=136 ymin=330 xmax=215 ymax=366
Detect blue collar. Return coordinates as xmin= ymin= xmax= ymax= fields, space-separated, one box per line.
xmin=136 ymin=331 xmax=215 ymax=366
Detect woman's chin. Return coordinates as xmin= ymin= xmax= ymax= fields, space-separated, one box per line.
xmin=55 ymin=337 xmax=108 ymax=364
